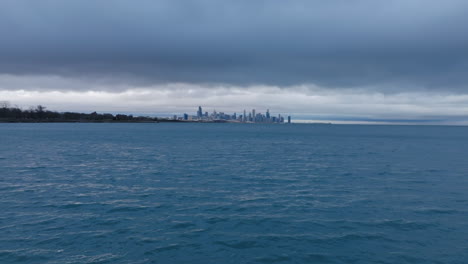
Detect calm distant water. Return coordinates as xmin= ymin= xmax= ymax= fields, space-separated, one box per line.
xmin=1 ymin=123 xmax=468 ymax=264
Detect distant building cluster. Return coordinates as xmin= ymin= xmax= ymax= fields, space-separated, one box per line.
xmin=175 ymin=106 xmax=291 ymax=123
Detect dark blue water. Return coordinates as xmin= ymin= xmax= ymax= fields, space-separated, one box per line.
xmin=1 ymin=123 xmax=468 ymax=264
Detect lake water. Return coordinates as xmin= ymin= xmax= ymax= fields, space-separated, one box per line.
xmin=1 ymin=123 xmax=468 ymax=263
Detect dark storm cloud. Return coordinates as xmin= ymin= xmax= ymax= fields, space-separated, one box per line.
xmin=1 ymin=0 xmax=468 ymax=91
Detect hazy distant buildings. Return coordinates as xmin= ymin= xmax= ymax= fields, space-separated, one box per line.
xmin=179 ymin=106 xmax=289 ymax=123
xmin=197 ymin=106 xmax=203 ymax=120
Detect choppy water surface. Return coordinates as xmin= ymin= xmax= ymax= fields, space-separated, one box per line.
xmin=1 ymin=123 xmax=468 ymax=263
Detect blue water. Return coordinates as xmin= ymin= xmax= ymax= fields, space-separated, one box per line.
xmin=1 ymin=123 xmax=468 ymax=264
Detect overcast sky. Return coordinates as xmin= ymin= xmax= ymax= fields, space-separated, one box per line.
xmin=1 ymin=0 xmax=468 ymax=124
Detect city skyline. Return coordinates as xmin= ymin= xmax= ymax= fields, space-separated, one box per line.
xmin=178 ymin=106 xmax=290 ymax=123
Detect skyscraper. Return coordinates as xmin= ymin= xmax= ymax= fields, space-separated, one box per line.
xmin=252 ymin=109 xmax=256 ymax=122
xmin=288 ymin=116 xmax=291 ymax=124
xmin=266 ymin=109 xmax=270 ymax=119
xmin=197 ymin=106 xmax=203 ymax=119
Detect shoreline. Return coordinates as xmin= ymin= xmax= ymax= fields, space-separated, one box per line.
xmin=0 ymin=119 xmax=286 ymax=124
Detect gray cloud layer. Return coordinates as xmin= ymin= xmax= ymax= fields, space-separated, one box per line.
xmin=3 ymin=77 xmax=468 ymax=125
xmin=1 ymin=0 xmax=468 ymax=91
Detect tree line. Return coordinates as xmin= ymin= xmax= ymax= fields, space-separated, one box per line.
xmin=0 ymin=101 xmax=159 ymax=122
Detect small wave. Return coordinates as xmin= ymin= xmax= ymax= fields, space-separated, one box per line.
xmin=0 ymin=186 xmax=21 ymax=191
xmin=106 ymin=206 xmax=149 ymax=213
xmin=0 ymin=225 xmax=16 ymax=231
xmin=63 ymin=253 xmax=123 ymax=264
xmin=335 ymin=233 xmax=389 ymax=241
xmin=205 ymin=205 xmax=231 ymax=212
xmin=144 ymin=244 xmax=183 ymax=255
xmin=0 ymin=250 xmax=50 ymax=263
xmin=368 ymin=219 xmax=435 ymax=231
xmin=138 ymin=237 xmax=160 ymax=244
xmin=43 ymin=226 xmax=66 ymax=231
xmin=233 ymin=218 xmax=270 ymax=227
xmin=416 ymin=208 xmax=459 ymax=214
xmin=304 ymin=232 xmax=393 ymax=244
xmin=215 ymin=240 xmax=260 ymax=249
xmin=26 ymin=166 xmax=48 ymax=170
xmin=304 ymin=254 xmax=334 ymax=263
xmin=389 ymin=253 xmax=431 ymax=263
xmin=96 ymin=219 xmax=120 ymax=226
xmin=21 ymin=218 xmax=58 ymax=227
xmin=36 ymin=237 xmax=61 ymax=245
xmin=205 ymin=217 xmax=229 ymax=224
xmin=58 ymin=202 xmax=96 ymax=209
xmin=254 ymin=254 xmax=291 ymax=263
xmin=171 ymin=221 xmax=195 ymax=229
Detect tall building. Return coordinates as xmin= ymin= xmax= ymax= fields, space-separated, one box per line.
xmin=252 ymin=109 xmax=256 ymax=122
xmin=243 ymin=110 xmax=246 ymax=122
xmin=266 ymin=109 xmax=270 ymax=119
xmin=197 ymin=106 xmax=203 ymax=119
xmin=288 ymin=115 xmax=291 ymax=124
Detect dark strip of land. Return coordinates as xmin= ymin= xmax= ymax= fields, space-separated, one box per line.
xmin=0 ymin=104 xmax=176 ymax=123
